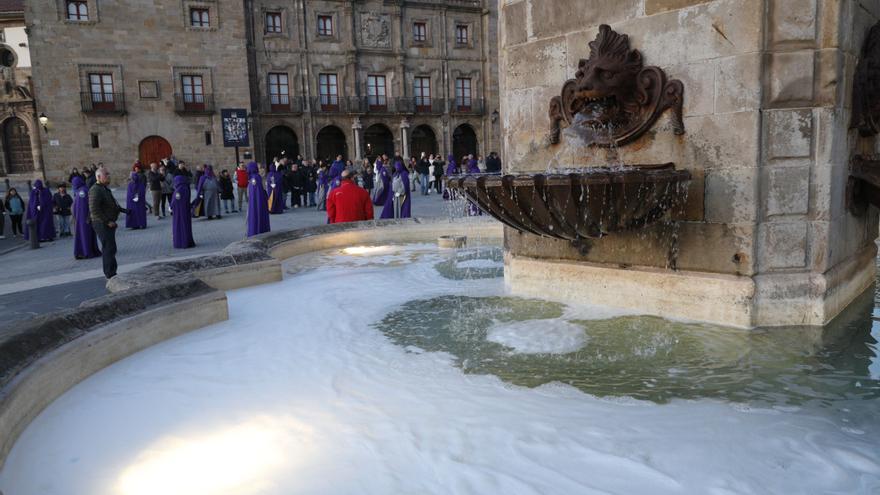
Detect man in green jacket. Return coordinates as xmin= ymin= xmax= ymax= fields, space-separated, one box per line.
xmin=89 ymin=168 xmax=128 ymax=279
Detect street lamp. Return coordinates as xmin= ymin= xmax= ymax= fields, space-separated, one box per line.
xmin=38 ymin=112 xmax=48 ymax=132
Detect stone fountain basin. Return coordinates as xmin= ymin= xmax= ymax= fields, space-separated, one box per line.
xmin=448 ymin=163 xmax=691 ymax=239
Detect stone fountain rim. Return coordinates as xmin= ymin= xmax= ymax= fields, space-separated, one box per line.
xmin=449 ymin=163 xmax=692 ymax=186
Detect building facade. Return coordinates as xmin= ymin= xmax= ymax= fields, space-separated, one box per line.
xmin=21 ymin=0 xmax=499 ymax=184
xmin=25 ymin=0 xmax=254 ymax=183
xmin=247 ymin=0 xmax=499 ymax=164
xmin=0 ymin=0 xmax=42 ymax=179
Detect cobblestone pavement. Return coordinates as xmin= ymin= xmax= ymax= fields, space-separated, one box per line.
xmin=0 ymin=188 xmax=458 ymax=294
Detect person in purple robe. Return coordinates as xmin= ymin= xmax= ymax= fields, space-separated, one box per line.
xmin=125 ymin=171 xmax=148 ymax=229
xmin=24 ymin=179 xmax=55 ymax=242
xmin=266 ymin=164 xmax=284 ymax=214
xmin=382 ymin=159 xmax=411 ymax=219
xmin=395 ymin=160 xmax=412 ymax=218
xmin=442 ymin=154 xmax=459 ymax=200
xmin=445 ymin=154 xmax=459 ymax=176
xmin=171 ymin=175 xmax=195 ymax=248
xmin=372 ymin=157 xmax=390 ymax=208
xmin=465 ymin=154 xmax=481 ymax=174
xmin=71 ymin=176 xmax=101 ymax=259
xmin=378 ymin=161 xmax=395 ymax=219
xmin=328 ymin=155 xmax=345 ymax=191
xmin=247 ymin=161 xmax=271 ymax=237
xmin=461 ymin=155 xmax=484 ymax=216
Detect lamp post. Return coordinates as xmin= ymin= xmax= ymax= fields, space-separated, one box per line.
xmin=38 ymin=112 xmax=48 ymax=133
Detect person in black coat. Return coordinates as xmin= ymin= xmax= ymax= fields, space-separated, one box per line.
xmin=218 ymin=169 xmax=236 ymax=214
xmin=288 ymin=163 xmax=306 ymax=208
xmin=485 ymin=152 xmax=502 ymax=173
xmin=305 ymin=162 xmax=318 ymax=207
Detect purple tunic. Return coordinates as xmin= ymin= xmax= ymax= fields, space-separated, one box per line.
xmin=125 ymin=172 xmax=148 ymax=229
xmin=247 ymin=162 xmax=271 ymax=237
xmin=171 ymin=175 xmax=196 ymax=248
xmin=71 ymin=176 xmax=101 ymax=259
xmin=381 ymin=160 xmax=411 ymax=219
xmin=379 ymin=163 xmax=394 ymax=219
xmin=466 ymin=158 xmax=480 ymax=174
xmin=445 ymin=155 xmax=459 ymax=176
xmin=24 ymin=180 xmax=55 ymax=241
xmin=372 ymin=159 xmax=390 ymax=207
xmin=396 ymin=161 xmax=412 ymax=218
xmin=266 ymin=164 xmax=284 ymax=214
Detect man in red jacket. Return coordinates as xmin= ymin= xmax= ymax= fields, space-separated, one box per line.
xmin=327 ymin=170 xmax=374 ymax=223
xmin=234 ymin=162 xmax=249 ymax=212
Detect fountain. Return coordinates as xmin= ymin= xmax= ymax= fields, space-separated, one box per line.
xmin=450 ymin=25 xmax=692 ymax=242
xmin=451 ymin=12 xmax=880 ymax=328
xmin=1 ymin=4 xmax=880 ymax=494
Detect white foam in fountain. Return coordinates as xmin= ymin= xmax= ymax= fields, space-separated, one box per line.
xmin=456 ymin=258 xmax=504 ymax=270
xmin=1 ymin=244 xmax=878 ymax=495
xmin=487 ymin=319 xmax=587 ymax=354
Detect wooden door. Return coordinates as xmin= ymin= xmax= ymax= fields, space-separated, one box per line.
xmin=3 ymin=117 xmax=33 ymax=174
xmin=138 ymin=136 xmax=172 ymax=166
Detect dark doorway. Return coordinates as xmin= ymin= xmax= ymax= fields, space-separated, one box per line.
xmin=315 ymin=125 xmax=347 ymax=162
xmin=452 ymin=124 xmax=478 ymax=161
xmin=138 ymin=135 xmax=173 ymax=166
xmin=3 ymin=117 xmax=33 ymax=174
xmin=265 ymin=125 xmax=299 ymax=163
xmin=363 ymin=124 xmax=394 ymax=160
xmin=410 ymin=125 xmax=437 ymax=158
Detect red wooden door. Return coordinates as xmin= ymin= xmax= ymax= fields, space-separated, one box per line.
xmin=138 ymin=136 xmax=172 ymax=166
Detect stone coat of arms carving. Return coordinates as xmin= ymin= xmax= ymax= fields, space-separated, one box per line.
xmin=361 ymin=13 xmax=391 ymax=49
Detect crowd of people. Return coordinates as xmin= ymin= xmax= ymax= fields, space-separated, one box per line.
xmin=0 ymin=150 xmax=500 ymax=280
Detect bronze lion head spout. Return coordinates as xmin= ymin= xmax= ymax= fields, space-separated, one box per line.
xmin=548 ymin=25 xmax=685 ymax=147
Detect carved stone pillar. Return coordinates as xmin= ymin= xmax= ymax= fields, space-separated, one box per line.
xmin=400 ymin=118 xmax=410 ymax=159
xmin=352 ymin=117 xmax=363 ymax=160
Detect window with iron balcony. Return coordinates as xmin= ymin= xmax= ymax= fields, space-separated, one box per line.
xmin=268 ymin=73 xmax=289 ymax=111
xmin=455 ymin=78 xmax=472 ymax=111
xmin=88 ymin=73 xmax=114 ymax=111
xmin=414 ymin=77 xmax=431 ymax=112
xmin=182 ymin=75 xmax=205 ymax=111
xmin=319 ymin=73 xmax=338 ymax=110
xmin=367 ymin=75 xmax=387 ymax=110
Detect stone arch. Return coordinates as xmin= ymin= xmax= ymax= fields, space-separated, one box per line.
xmin=315 ymin=125 xmax=348 ymax=162
xmin=452 ymin=123 xmax=478 ymax=161
xmin=363 ymin=123 xmax=394 ymax=160
xmin=410 ymin=124 xmax=438 ymax=158
xmin=265 ymin=125 xmax=299 ymax=163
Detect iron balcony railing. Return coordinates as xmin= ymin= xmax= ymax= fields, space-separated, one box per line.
xmin=80 ymin=92 xmax=125 ymax=114
xmin=173 ymin=93 xmax=216 ymax=114
xmin=304 ymin=96 xmax=475 ymax=115
xmin=310 ymin=96 xmax=352 ymax=113
xmin=263 ymin=95 xmax=304 ymax=114
xmin=451 ymin=97 xmax=484 ymax=115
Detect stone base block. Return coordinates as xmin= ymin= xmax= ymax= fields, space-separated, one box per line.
xmin=753 ymin=243 xmax=877 ymax=326
xmin=506 ymin=246 xmax=877 ymax=328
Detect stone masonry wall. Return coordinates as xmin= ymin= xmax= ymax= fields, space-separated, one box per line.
xmin=499 ymin=0 xmax=880 ymax=293
xmin=25 ymin=0 xmax=252 ymax=185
